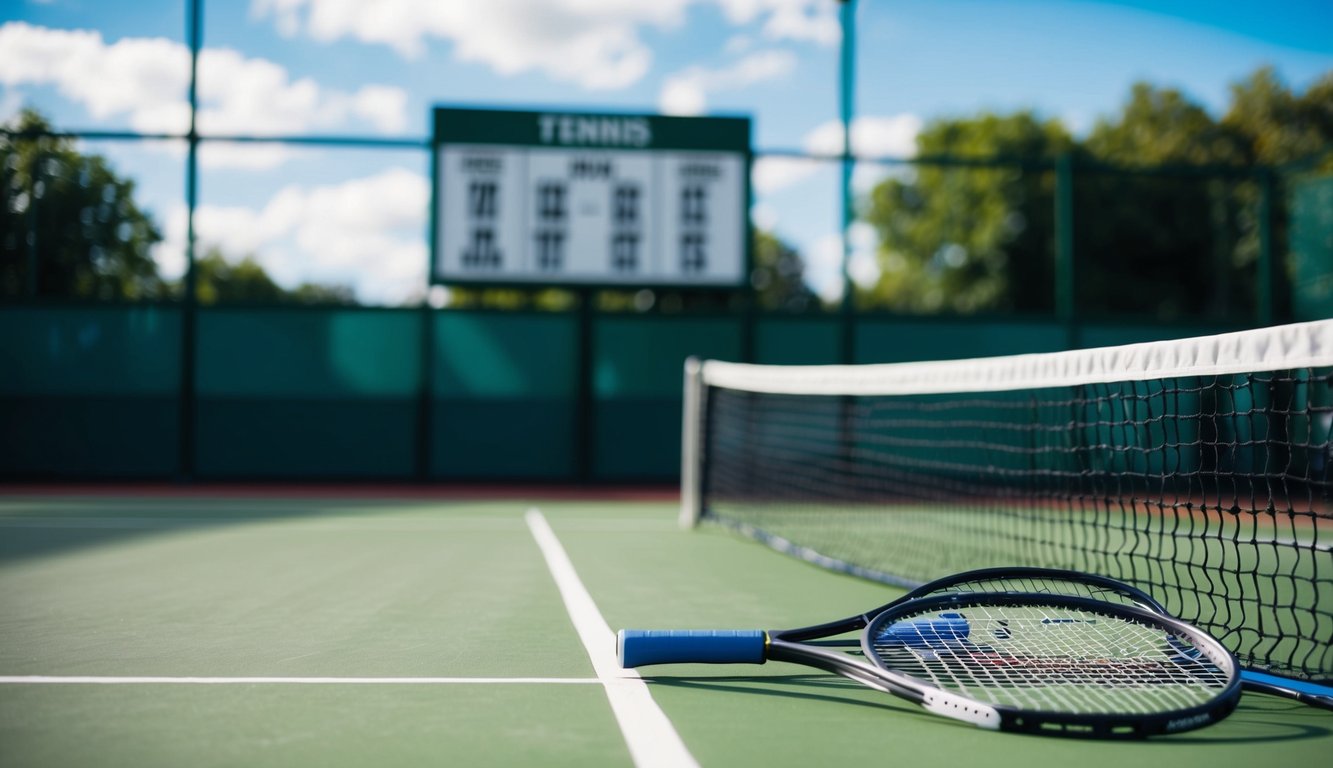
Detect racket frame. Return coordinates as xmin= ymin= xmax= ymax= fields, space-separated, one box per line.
xmin=796 ymin=566 xmax=1331 ymax=710
xmin=853 ymin=592 xmax=1243 ymax=738
xmin=618 ymin=565 xmax=1327 ymax=727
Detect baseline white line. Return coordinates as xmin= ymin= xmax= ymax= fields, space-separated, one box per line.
xmin=525 ymin=508 xmax=699 ymax=768
xmin=0 ymin=676 xmax=600 ymax=685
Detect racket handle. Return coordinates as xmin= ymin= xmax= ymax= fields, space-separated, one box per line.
xmin=617 ymin=629 xmax=767 ymax=668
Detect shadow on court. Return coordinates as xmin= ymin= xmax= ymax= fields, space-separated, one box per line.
xmin=642 ymin=674 xmax=1333 ymax=744
xmin=0 ymin=497 xmax=478 ymax=564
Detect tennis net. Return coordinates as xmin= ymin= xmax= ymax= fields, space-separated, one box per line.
xmin=682 ymin=320 xmax=1333 ymax=683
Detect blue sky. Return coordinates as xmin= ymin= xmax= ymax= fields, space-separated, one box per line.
xmin=2 ymin=0 xmax=1330 ymax=303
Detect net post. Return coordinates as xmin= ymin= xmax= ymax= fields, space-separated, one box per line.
xmin=679 ymin=356 xmax=705 ymax=529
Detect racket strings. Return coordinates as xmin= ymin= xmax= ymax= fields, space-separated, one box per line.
xmin=870 ymin=604 xmax=1231 ymax=715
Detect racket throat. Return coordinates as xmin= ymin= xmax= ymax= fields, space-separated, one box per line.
xmin=919 ymin=689 xmax=1001 ymax=730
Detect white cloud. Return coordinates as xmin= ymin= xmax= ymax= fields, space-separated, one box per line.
xmin=724 ymin=34 xmax=754 ymax=55
xmin=193 ymin=48 xmax=409 ymax=136
xmin=1061 ymin=109 xmax=1094 ymax=138
xmin=804 ymin=114 xmax=922 ymax=158
xmin=659 ymin=79 xmax=707 ymax=117
xmin=0 ymin=24 xmax=188 ymax=127
xmin=0 ymin=22 xmax=409 ymax=164
xmin=659 ymin=49 xmax=797 ymax=115
xmin=713 ymin=0 xmax=840 ymax=46
xmin=751 ymin=155 xmax=825 ymax=195
xmin=802 ymin=221 xmax=879 ymax=304
xmin=158 ymin=168 xmax=429 ymax=304
xmin=758 ymin=1 xmax=840 ymax=46
xmin=249 ymin=1 xmax=838 ymax=92
xmin=351 ymin=85 xmax=409 ymax=133
xmin=252 ymin=0 xmax=687 ymax=90
xmin=847 ymin=220 xmax=880 ymax=288
xmin=751 ymin=201 xmax=779 ymax=231
xmin=195 ymin=143 xmax=301 ymax=171
xmin=809 ymin=115 xmax=921 ymax=193
xmin=752 ymin=115 xmax=922 ymax=195
xmin=0 ymin=87 xmax=23 ymax=124
xmin=808 ymin=232 xmax=844 ymax=303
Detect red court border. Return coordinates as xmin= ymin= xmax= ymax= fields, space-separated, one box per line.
xmin=0 ymin=483 xmax=680 ymax=502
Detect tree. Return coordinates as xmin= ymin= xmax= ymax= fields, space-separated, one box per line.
xmin=1 ymin=110 xmax=166 ymax=300
xmin=1079 ymin=71 xmax=1333 ymax=320
xmin=1083 ymin=83 xmax=1247 ymax=166
xmin=193 ymin=248 xmax=356 ymax=305
xmin=751 ymin=228 xmax=820 ymax=311
xmin=861 ymin=67 xmax=1333 ymax=320
xmin=862 ymin=112 xmax=1072 ymax=313
xmin=1077 ymin=83 xmax=1252 ymax=319
xmin=1223 ymin=69 xmax=1333 ymax=320
xmin=1224 ymin=67 xmax=1333 ymax=169
xmin=2 ymin=109 xmax=362 ymax=305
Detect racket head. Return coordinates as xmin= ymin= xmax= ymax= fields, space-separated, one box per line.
xmin=861 ymin=592 xmax=1241 ymax=738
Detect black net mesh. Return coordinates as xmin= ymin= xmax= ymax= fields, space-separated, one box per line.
xmin=697 ymin=332 xmax=1332 ymax=683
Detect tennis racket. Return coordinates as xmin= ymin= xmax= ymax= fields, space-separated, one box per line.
xmin=619 ymin=572 xmax=1242 ymax=738
xmin=886 ymin=567 xmax=1333 ymax=710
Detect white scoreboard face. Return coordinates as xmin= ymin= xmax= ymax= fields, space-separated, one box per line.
xmin=433 ymin=110 xmax=750 ymax=287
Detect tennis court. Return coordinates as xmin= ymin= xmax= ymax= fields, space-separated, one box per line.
xmin=2 ymin=490 xmax=1330 ymax=767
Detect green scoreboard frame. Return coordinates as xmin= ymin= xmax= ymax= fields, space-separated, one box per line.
xmin=430 ymin=107 xmax=752 ymax=289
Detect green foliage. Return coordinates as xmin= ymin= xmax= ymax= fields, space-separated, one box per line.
xmin=1077 ymin=82 xmax=1256 ymax=319
xmin=1224 ymin=67 xmax=1333 ymax=168
xmin=1083 ymin=83 xmax=1247 ymax=166
xmin=193 ymin=248 xmax=356 ymax=305
xmin=863 ymin=112 xmax=1071 ymax=313
xmin=439 ymin=286 xmax=578 ymax=311
xmin=751 ymin=228 xmax=820 ymax=311
xmin=862 ymin=67 xmax=1333 ymax=320
xmin=1076 ymin=70 xmax=1331 ymax=319
xmin=1 ymin=110 xmax=167 ymax=300
xmin=2 ymin=109 xmax=362 ymax=305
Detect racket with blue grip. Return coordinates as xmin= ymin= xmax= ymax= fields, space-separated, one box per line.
xmin=621 ymin=566 xmax=1332 ymax=710
xmin=617 ymin=567 xmax=1251 ymax=737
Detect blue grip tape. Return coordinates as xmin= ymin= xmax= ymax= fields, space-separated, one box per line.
xmin=617 ymin=629 xmax=767 ymax=668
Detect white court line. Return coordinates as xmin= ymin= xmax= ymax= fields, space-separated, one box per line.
xmin=525 ymin=508 xmax=699 ymax=768
xmin=0 ymin=676 xmax=599 ymax=685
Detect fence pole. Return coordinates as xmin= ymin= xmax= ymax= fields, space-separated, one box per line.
xmin=1055 ymin=152 xmax=1076 ymax=348
xmin=1257 ymin=168 xmax=1275 ymax=325
xmin=838 ymin=0 xmax=857 ymax=364
xmin=178 ymin=0 xmax=202 ymax=480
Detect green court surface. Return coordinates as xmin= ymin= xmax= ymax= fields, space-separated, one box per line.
xmin=1 ymin=494 xmax=1330 ymax=767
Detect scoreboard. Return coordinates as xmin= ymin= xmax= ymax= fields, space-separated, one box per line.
xmin=432 ymin=107 xmax=751 ymax=287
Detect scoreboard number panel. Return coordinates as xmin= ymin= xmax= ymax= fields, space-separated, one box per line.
xmin=659 ymin=154 xmax=744 ymax=284
xmin=433 ymin=108 xmax=750 ymax=287
xmin=439 ymin=148 xmax=526 ymax=275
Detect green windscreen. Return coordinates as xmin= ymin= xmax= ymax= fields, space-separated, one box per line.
xmin=195 ymin=308 xmax=421 ymax=478
xmin=0 ymin=306 xmax=182 ymax=477
xmin=754 ymin=316 xmax=841 ymax=365
xmin=855 ymin=319 xmax=1067 ymax=363
xmin=1290 ymin=174 xmax=1333 ymax=321
xmin=594 ymin=315 xmax=742 ymax=479
xmin=1076 ymin=322 xmax=1244 ymax=349
xmin=431 ymin=311 xmax=578 ymax=479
